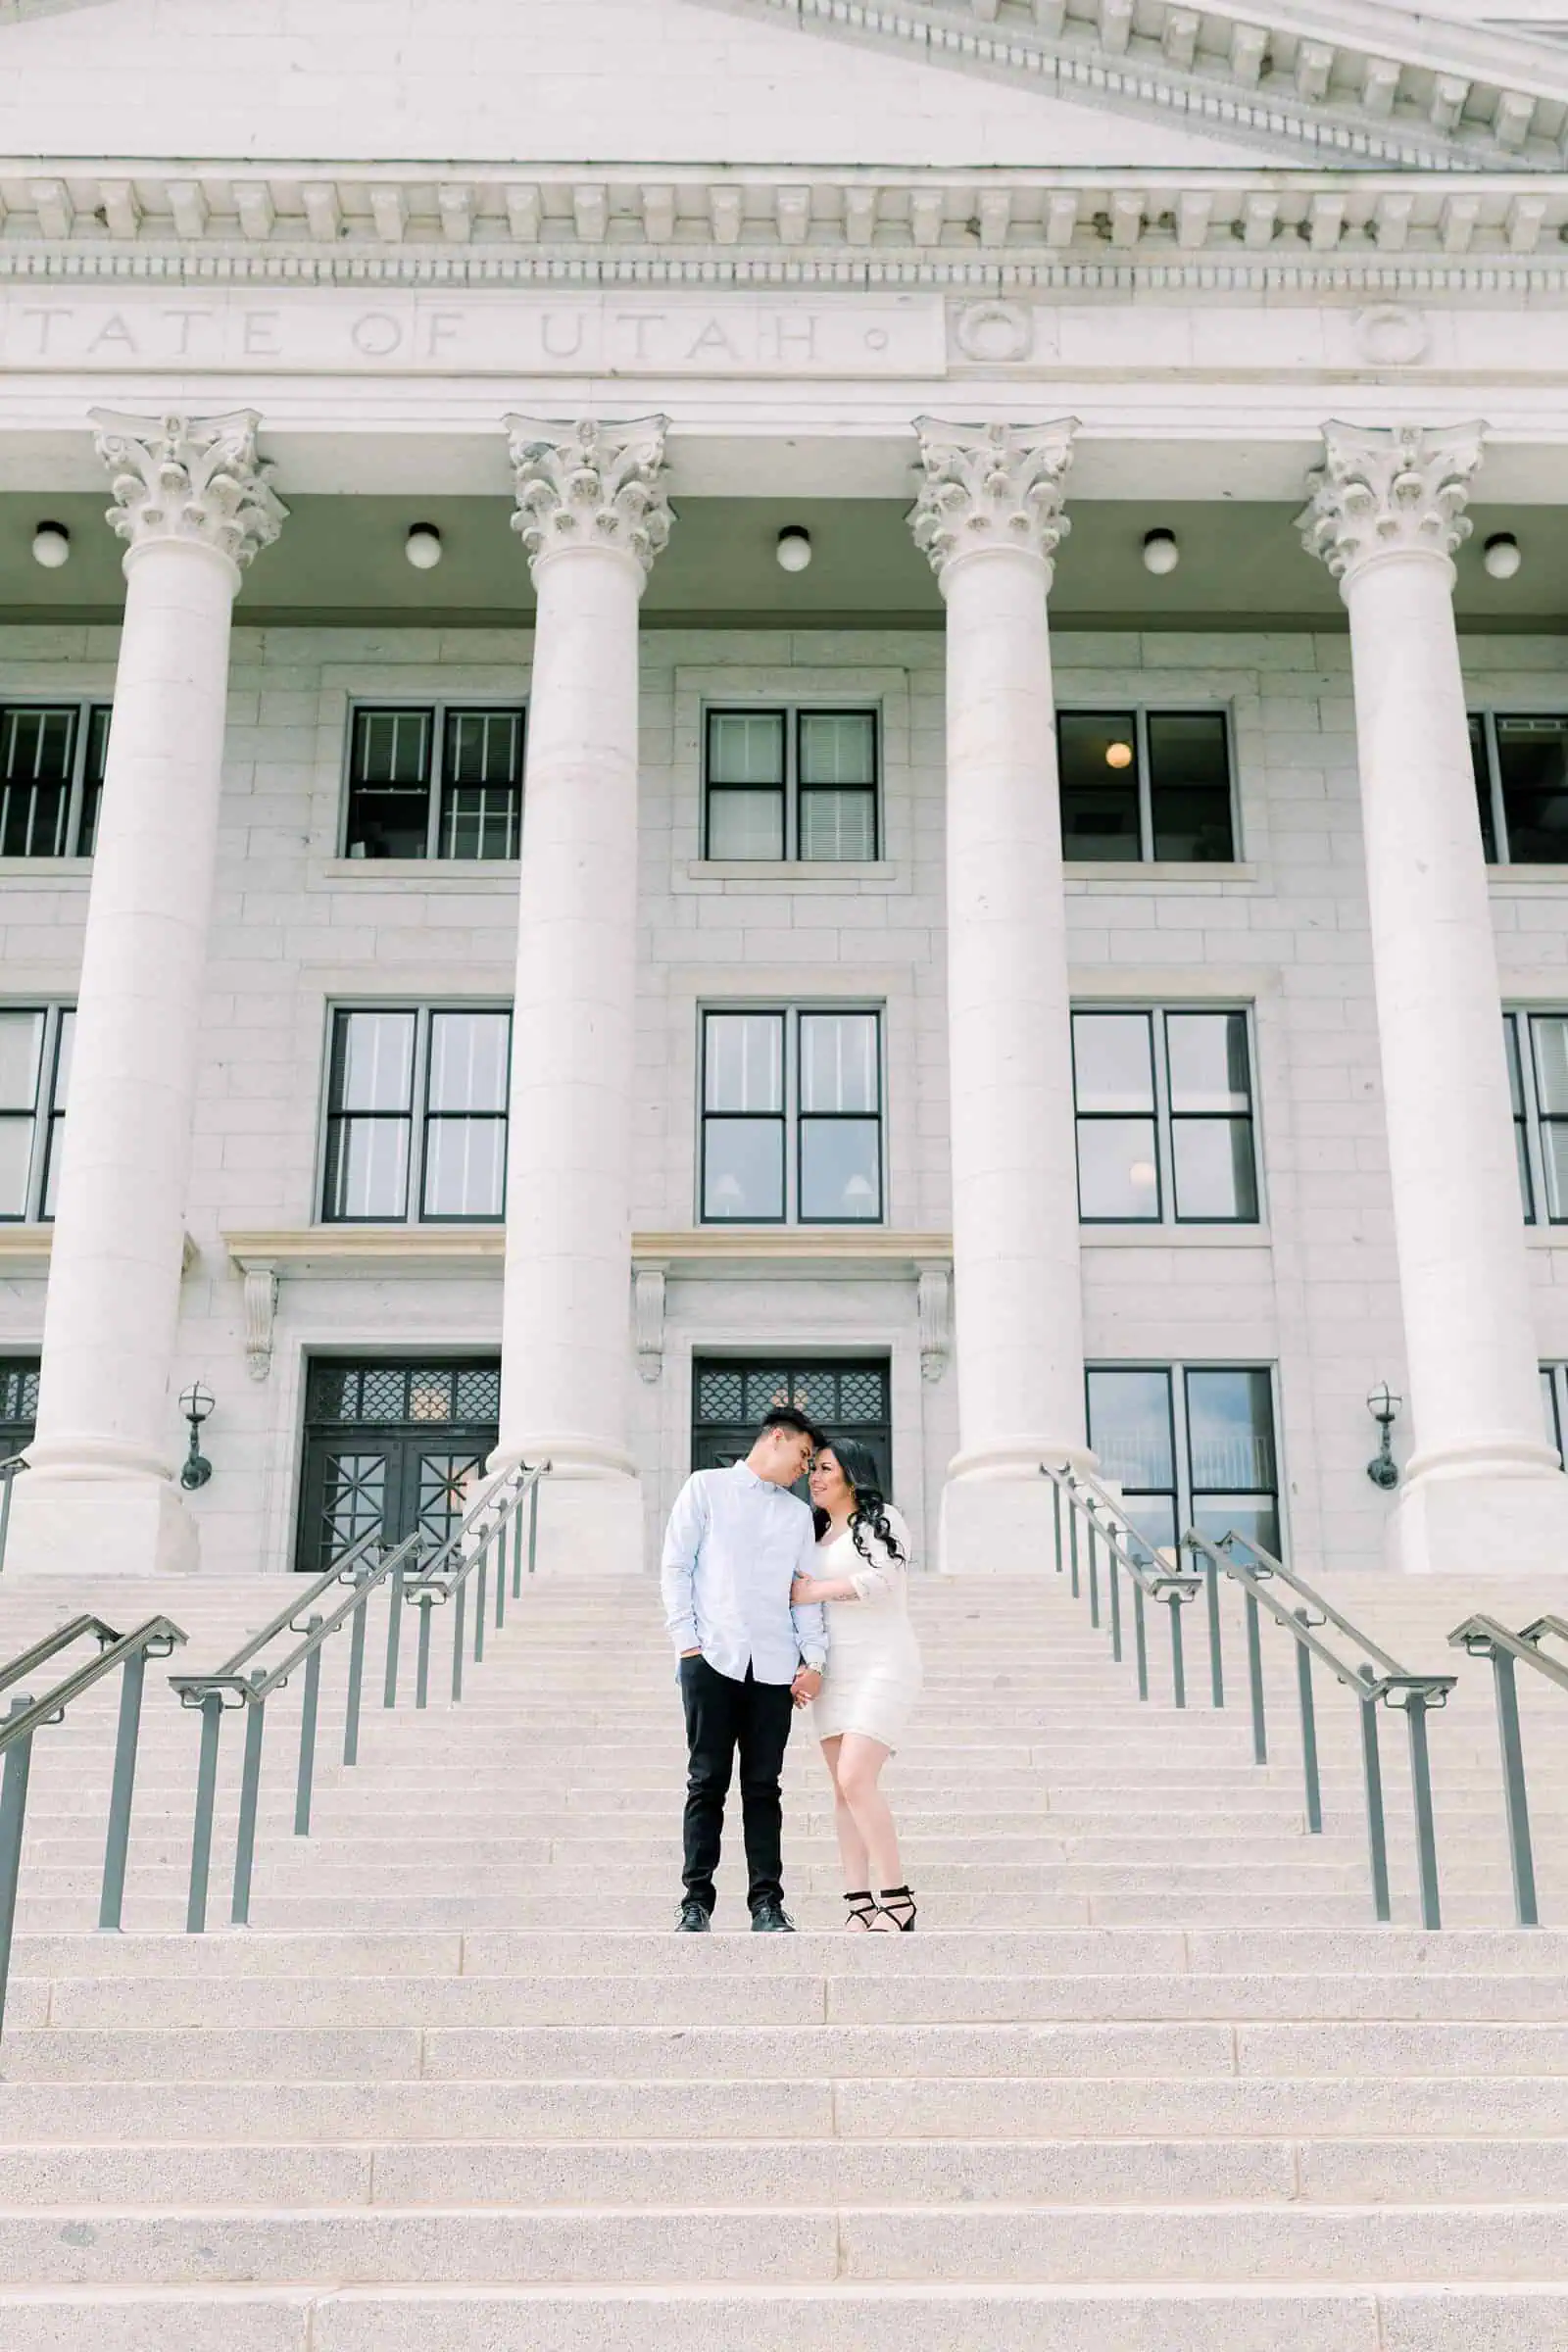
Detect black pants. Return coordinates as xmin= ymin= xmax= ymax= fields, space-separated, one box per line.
xmin=679 ymin=1655 xmax=795 ymax=1916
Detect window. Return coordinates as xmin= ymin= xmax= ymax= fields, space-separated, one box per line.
xmin=297 ymin=1356 xmax=501 ymax=1575
xmin=0 ymin=1005 xmax=72 ymax=1222
xmin=0 ymin=704 xmax=110 ymax=858
xmin=1057 ymin=709 xmax=1235 ymax=864
xmin=704 ymin=709 xmax=879 ymax=861
xmin=344 ymin=705 xmax=525 ymax=860
xmin=1471 ymin=713 xmax=1568 ymax=865
xmin=1502 ymin=1009 xmax=1568 ymax=1224
xmin=701 ymin=1008 xmax=883 ymax=1224
xmin=321 ymin=1007 xmax=511 ymax=1223
xmin=1086 ymin=1363 xmax=1281 ymax=1559
xmin=1072 ymin=1007 xmax=1258 ymax=1223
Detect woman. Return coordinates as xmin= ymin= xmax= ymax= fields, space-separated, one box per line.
xmin=790 ymin=1437 xmax=923 ymax=1931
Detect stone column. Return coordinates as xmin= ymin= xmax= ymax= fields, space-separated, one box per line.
xmin=10 ymin=412 xmax=284 ymax=1577
xmin=1300 ymin=420 xmax=1568 ymax=1575
xmin=493 ymin=416 xmax=672 ymax=1573
xmin=909 ymin=418 xmax=1092 ymax=1574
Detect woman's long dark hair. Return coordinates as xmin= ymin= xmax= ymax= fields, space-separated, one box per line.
xmin=811 ymin=1434 xmax=906 ymax=1568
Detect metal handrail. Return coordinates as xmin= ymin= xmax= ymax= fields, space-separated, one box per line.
xmin=0 ymin=1452 xmax=28 ymax=1576
xmin=1187 ymin=1529 xmax=1457 ymax=1928
xmin=0 ymin=1611 xmax=186 ymax=2034
xmin=1040 ymin=1463 xmax=1204 ymax=1708
xmin=170 ymin=1460 xmax=548 ymax=1933
xmin=1448 ymin=1612 xmax=1568 ymax=1928
xmin=401 ymin=1456 xmax=549 ymax=1708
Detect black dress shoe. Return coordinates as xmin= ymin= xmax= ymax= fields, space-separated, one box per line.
xmin=675 ymin=1900 xmax=711 ymax=1933
xmin=751 ymin=1900 xmax=795 ymax=1933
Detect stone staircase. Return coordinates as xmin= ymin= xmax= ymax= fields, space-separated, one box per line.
xmin=0 ymin=1560 xmax=1566 ymax=2346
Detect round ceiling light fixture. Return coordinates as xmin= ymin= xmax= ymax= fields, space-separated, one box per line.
xmin=405 ymin=522 xmax=444 ymax=570
xmin=1142 ymin=527 xmax=1179 ymax=576
xmin=31 ymin=521 xmax=71 ymax=569
xmin=776 ymin=524 xmax=812 ymax=573
xmin=1483 ymin=532 xmax=1522 ymax=581
xmin=1104 ymin=740 xmax=1134 ymax=770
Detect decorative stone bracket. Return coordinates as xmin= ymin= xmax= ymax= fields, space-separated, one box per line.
xmin=241 ymin=1264 xmax=279 ymax=1383
xmin=633 ymin=1262 xmax=668 ymax=1386
xmin=916 ymin=1261 xmax=953 ymax=1384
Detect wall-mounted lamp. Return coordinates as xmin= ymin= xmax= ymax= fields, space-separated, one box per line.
xmin=405 ymin=522 xmax=444 ymax=570
xmin=1483 ymin=532 xmax=1522 ymax=582
xmin=31 ymin=522 xmax=71 ymax=569
xmin=775 ymin=524 xmax=812 ymax=574
xmin=179 ymin=1382 xmax=215 ymax=1491
xmin=1142 ymin=527 xmax=1179 ymax=576
xmin=1366 ymin=1382 xmax=1400 ymax=1490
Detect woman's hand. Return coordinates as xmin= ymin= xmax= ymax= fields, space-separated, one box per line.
xmin=791 ymin=1575 xmax=819 ymax=1605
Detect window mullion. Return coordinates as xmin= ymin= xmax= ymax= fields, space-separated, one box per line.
xmin=411 ymin=1010 xmax=432 ymax=1226
xmin=1136 ymin=709 xmax=1153 ymax=864
xmin=1151 ymin=1010 xmax=1173 ymax=1226
xmin=63 ymin=703 xmax=88 ymax=860
xmin=786 ymin=1010 xmax=798 ymax=1222
xmin=788 ymin=710 xmax=799 ymax=865
xmin=1486 ymin=710 xmax=1507 ymax=866
xmin=426 ymin=709 xmax=444 ymax=861
xmin=28 ymin=1005 xmax=54 ymax=1221
xmin=1522 ymin=1014 xmax=1554 ymax=1225
xmin=1171 ymin=1365 xmax=1195 ymax=1540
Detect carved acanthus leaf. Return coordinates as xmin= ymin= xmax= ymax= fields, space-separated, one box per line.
xmin=908 ymin=416 xmax=1078 ymax=582
xmin=1298 ymin=419 xmax=1488 ymax=584
xmin=89 ymin=409 xmax=287 ymax=568
xmin=504 ymin=414 xmax=673 ymax=579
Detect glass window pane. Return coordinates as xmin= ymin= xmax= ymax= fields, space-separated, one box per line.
xmin=707 ymin=789 xmax=784 ymax=859
xmin=703 ymin=1118 xmax=784 ymax=1219
xmin=330 ymin=1012 xmax=416 ymax=1114
xmin=1186 ymin=1369 xmax=1276 ymax=1494
xmin=0 ymin=1013 xmax=44 ymax=1113
xmin=709 ymin=712 xmax=784 ymax=785
xmin=354 ymin=710 xmax=430 ymax=786
xmin=799 ymin=790 xmax=875 ymax=861
xmin=705 ymin=1014 xmax=783 ymax=1112
xmin=1058 ymin=712 xmax=1140 ymax=861
xmin=323 ymin=1117 xmax=411 ymax=1220
xmin=1086 ymin=1368 xmax=1174 ymax=1493
xmin=1541 ymin=1121 xmax=1568 ymax=1222
xmin=0 ymin=708 xmax=73 ymax=858
xmin=1147 ymin=712 xmax=1235 ymax=862
xmin=1531 ymin=1016 xmax=1568 ymax=1116
xmin=444 ymin=709 xmax=523 ymax=787
xmin=1077 ymin=1118 xmax=1160 ymax=1220
xmin=78 ymin=707 xmax=111 ymax=858
xmin=799 ymin=1013 xmax=878 ymax=1113
xmin=1172 ymin=1118 xmax=1258 ymax=1221
xmin=799 ymin=712 xmax=875 ymax=786
xmin=800 ymin=1117 xmax=881 ymax=1220
xmin=51 ymin=1011 xmax=73 ymax=1112
xmin=1166 ymin=1012 xmax=1250 ymax=1112
xmin=1504 ymin=1016 xmax=1525 ymax=1115
xmin=1193 ymin=1494 xmax=1280 ymax=1557
xmin=1117 ymin=1493 xmax=1178 ymax=1563
xmin=1496 ymin=717 xmax=1568 ymax=864
xmin=0 ymin=1120 xmax=32 ymax=1217
xmin=1471 ymin=717 xmax=1497 ymax=861
xmin=427 ymin=1013 xmax=510 ymax=1114
xmin=41 ymin=1116 xmax=65 ymax=1220
xmin=422 ymin=1118 xmax=507 ymax=1218
xmin=1072 ymin=1013 xmax=1153 ymax=1112
xmin=441 ymin=788 xmax=520 ymax=860
xmin=1544 ymin=1370 xmax=1563 ymax=1464
xmin=1518 ymin=1117 xmax=1537 ymax=1222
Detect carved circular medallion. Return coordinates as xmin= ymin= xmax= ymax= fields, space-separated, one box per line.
xmin=1352 ymin=305 xmax=1430 ymax=368
xmin=953 ymin=300 xmax=1034 ymax=366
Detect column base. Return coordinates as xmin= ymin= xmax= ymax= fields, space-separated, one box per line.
xmin=3 ymin=1472 xmax=198 ymax=1579
xmin=490 ymin=1456 xmax=645 ymax=1576
xmin=939 ymin=1471 xmax=1062 ymax=1577
xmin=1386 ymin=1463 xmax=1568 ymax=1578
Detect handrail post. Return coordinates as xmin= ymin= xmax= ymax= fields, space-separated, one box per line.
xmin=527 ymin=1470 xmax=541 ymax=1577
xmin=98 ymin=1645 xmax=150 ymax=1932
xmin=473 ymin=1541 xmax=488 ymax=1665
xmin=495 ymin=1517 xmax=507 ymax=1632
xmin=1293 ymin=1608 xmax=1323 ymax=1834
xmin=383 ymin=1557 xmax=404 ymax=1710
xmin=452 ymin=1580 xmax=466 ymax=1702
xmin=1202 ymin=1549 xmax=1224 ymax=1710
xmin=1402 ymin=1691 xmax=1443 ymax=1931
xmin=1487 ymin=1646 xmax=1539 ymax=1929
xmin=0 ymin=1693 xmax=35 ymax=2035
xmin=1356 ymin=1673 xmax=1392 ymax=1924
xmin=231 ymin=1676 xmax=267 ymax=1927
xmin=342 ymin=1570 xmax=370 ymax=1768
xmin=1244 ymin=1589 xmax=1268 ymax=1765
xmin=1051 ymin=1472 xmax=1062 ymax=1574
xmin=294 ymin=1615 xmax=324 ymax=1837
xmin=1085 ymin=1503 xmax=1102 ymax=1630
xmin=1167 ymin=1598 xmax=1187 ymax=1710
xmin=415 ymin=1594 xmax=434 ymax=1709
xmin=1067 ymin=1496 xmax=1080 ymax=1600
xmin=1106 ymin=1541 xmax=1123 ymax=1663
xmin=1132 ymin=1581 xmax=1149 ymax=1701
xmin=185 ymin=1690 xmax=224 ymax=1935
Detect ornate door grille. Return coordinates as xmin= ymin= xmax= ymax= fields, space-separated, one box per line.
xmin=690 ymin=1356 xmax=891 ymax=1494
xmin=296 ymin=1356 xmax=501 ymax=1575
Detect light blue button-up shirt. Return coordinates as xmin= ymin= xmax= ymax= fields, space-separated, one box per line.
xmin=661 ymin=1462 xmax=827 ymax=1685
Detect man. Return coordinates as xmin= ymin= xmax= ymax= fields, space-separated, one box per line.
xmin=661 ymin=1406 xmax=827 ymax=1933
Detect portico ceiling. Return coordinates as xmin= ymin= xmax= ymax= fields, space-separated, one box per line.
xmin=0 ymin=492 xmax=1559 ymax=629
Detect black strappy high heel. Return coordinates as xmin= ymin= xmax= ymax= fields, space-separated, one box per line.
xmin=844 ymin=1890 xmax=879 ymax=1931
xmin=878 ymin=1886 xmax=917 ymax=1932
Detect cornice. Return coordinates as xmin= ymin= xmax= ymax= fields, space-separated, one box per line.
xmin=701 ymin=0 xmax=1568 ymax=172
xmin=1 ymin=162 xmax=1565 ymax=293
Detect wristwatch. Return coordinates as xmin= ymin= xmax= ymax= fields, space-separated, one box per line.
xmin=800 ymin=1658 xmax=825 ymax=1675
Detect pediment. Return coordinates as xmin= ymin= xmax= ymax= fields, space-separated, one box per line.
xmin=3 ymin=0 xmax=1564 ymax=169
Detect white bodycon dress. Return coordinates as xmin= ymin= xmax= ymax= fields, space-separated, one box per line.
xmin=808 ymin=1506 xmax=924 ymax=1751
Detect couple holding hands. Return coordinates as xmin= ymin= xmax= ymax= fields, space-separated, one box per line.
xmin=660 ymin=1404 xmax=923 ymax=1934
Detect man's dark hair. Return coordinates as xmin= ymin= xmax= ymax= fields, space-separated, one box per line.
xmin=757 ymin=1404 xmax=824 ymax=1447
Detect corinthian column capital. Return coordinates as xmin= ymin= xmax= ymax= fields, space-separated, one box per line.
xmin=908 ymin=416 xmax=1078 ymax=585
xmin=1298 ymin=419 xmax=1488 ymax=587
xmin=504 ymin=414 xmax=673 ymax=581
xmin=89 ymin=410 xmax=287 ymax=573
